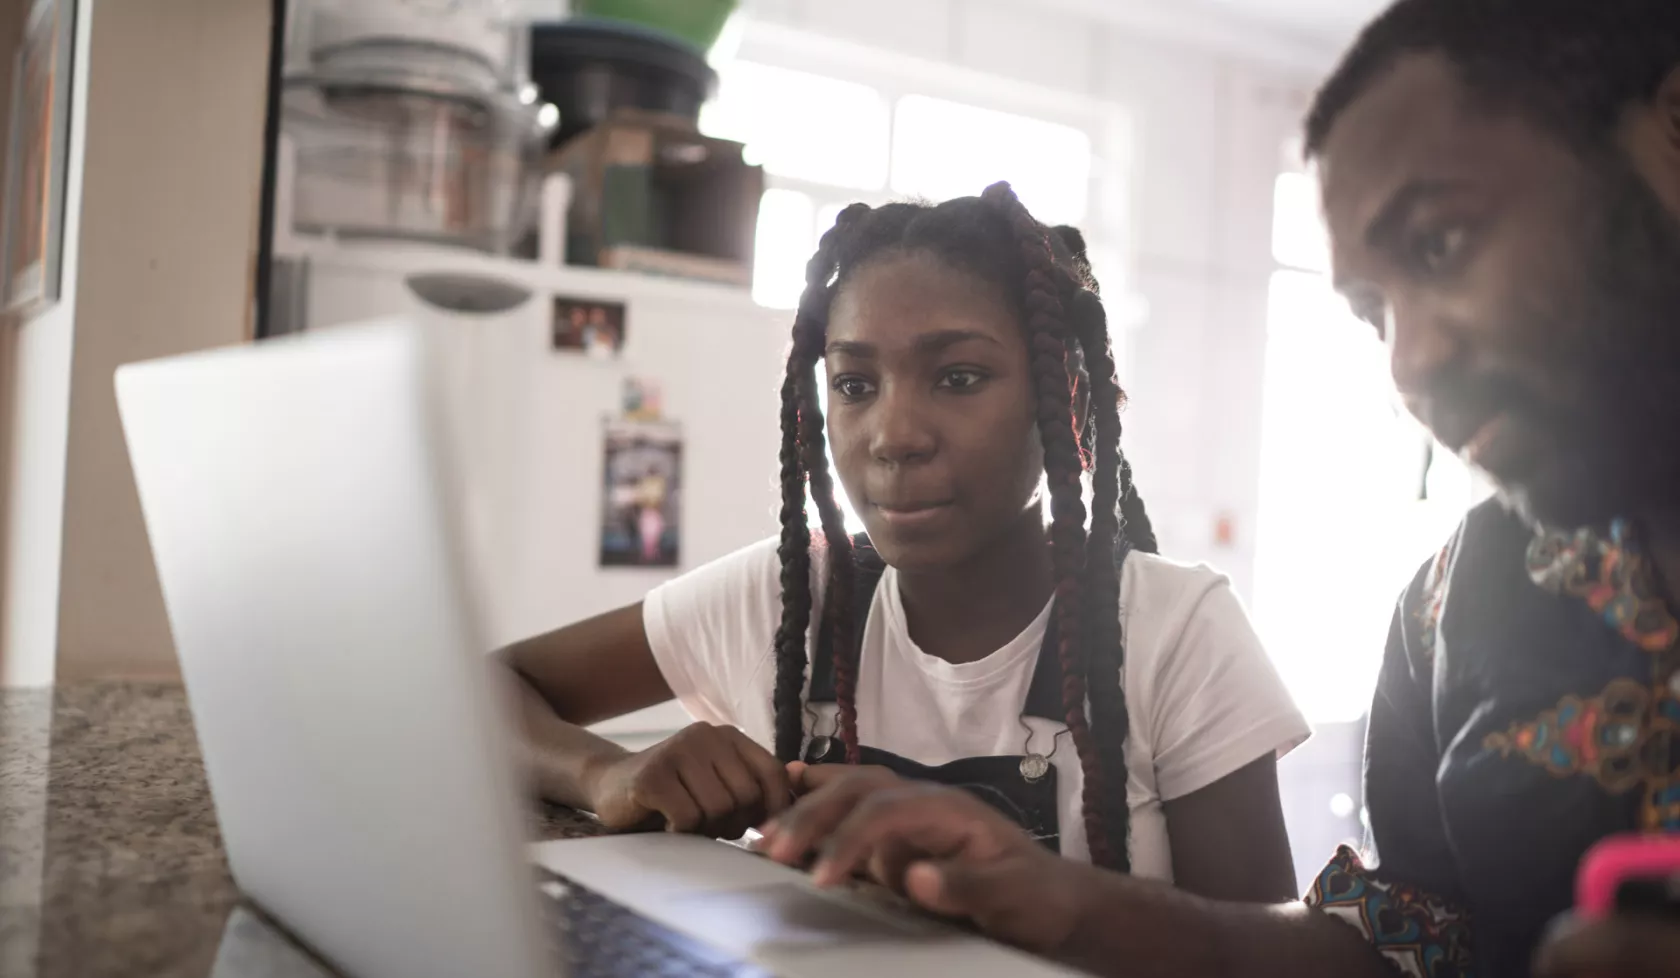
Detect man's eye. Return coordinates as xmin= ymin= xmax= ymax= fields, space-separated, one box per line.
xmin=1411 ymin=226 xmax=1468 ymax=274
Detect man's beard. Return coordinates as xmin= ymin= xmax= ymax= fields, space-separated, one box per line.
xmin=1496 ymin=152 xmax=1680 ymax=532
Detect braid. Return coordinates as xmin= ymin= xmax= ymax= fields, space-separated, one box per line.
xmin=1056 ymin=227 xmax=1160 ymax=868
xmin=770 ymin=360 xmax=812 ymax=760
xmin=1119 ymin=461 xmax=1159 ymax=555
xmin=1051 ymin=226 xmax=1160 ymax=556
xmin=800 ymin=355 xmax=862 ymax=764
xmin=771 ymin=205 xmax=872 ymax=763
xmin=980 ymin=182 xmax=1118 ymax=869
xmin=1066 ymin=285 xmax=1135 ymax=870
xmin=770 ymin=217 xmax=849 ymax=762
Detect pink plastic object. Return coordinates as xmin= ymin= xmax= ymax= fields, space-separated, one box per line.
xmin=1575 ymin=834 xmax=1680 ymax=920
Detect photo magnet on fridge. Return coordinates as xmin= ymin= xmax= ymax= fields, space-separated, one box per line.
xmin=621 ymin=377 xmax=664 ymax=422
xmin=552 ymin=295 xmax=626 ymax=359
xmin=599 ymin=419 xmax=681 ymax=569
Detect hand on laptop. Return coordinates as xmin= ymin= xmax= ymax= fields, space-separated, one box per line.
xmin=583 ymin=722 xmax=794 ymax=840
xmin=785 ymin=760 xmax=899 ymax=796
xmin=756 ymin=775 xmax=1090 ymax=955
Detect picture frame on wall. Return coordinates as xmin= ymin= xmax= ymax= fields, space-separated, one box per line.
xmin=1 ymin=0 xmax=77 ymax=318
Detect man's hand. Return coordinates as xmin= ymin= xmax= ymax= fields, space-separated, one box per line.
xmin=758 ymin=777 xmax=1093 ymax=955
xmin=582 ymin=722 xmax=792 ymax=839
xmin=1536 ymin=916 xmax=1680 ymax=978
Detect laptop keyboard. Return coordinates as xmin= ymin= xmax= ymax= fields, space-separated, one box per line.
xmin=538 ymin=871 xmax=772 ymax=977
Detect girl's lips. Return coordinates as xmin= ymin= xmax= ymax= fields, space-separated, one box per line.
xmin=872 ymin=501 xmax=955 ymax=528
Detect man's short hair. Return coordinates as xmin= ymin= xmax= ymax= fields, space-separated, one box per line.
xmin=1306 ymin=0 xmax=1680 ymax=157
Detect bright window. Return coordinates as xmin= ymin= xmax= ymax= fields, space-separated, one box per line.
xmin=891 ymin=96 xmax=1092 ymax=227
xmin=1252 ymin=169 xmax=1488 ymax=723
xmin=1271 ymin=171 xmax=1331 ymax=273
xmin=706 ymin=63 xmax=1103 ymax=310
xmin=750 ymin=189 xmax=817 ymax=309
xmin=700 ymin=62 xmax=890 ymax=190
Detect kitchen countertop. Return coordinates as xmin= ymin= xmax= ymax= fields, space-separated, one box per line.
xmin=0 ymin=681 xmax=603 ymax=978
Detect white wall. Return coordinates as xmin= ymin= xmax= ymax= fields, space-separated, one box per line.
xmin=0 ymin=312 xmax=75 ymax=690
xmin=734 ymin=0 xmax=1323 ymax=600
xmin=1 ymin=0 xmax=93 ymax=689
xmin=1 ymin=0 xmax=271 ymax=686
xmin=52 ymin=0 xmax=270 ymax=682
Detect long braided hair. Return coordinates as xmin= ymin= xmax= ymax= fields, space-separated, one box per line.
xmin=769 ymin=183 xmax=1157 ymax=871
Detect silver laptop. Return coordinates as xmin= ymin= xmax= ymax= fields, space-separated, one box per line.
xmin=115 ymin=320 xmax=1081 ymax=978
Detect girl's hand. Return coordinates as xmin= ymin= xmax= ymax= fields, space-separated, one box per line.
xmin=583 ymin=722 xmax=792 ymax=839
xmin=757 ymin=778 xmax=1090 ymax=955
xmin=767 ymin=762 xmax=909 ymax=868
xmin=786 ymin=759 xmax=901 ymax=795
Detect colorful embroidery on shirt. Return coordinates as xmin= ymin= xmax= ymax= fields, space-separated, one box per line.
xmin=1522 ymin=521 xmax=1680 ymax=831
xmin=1415 ymin=541 xmax=1455 ymax=662
xmin=1483 ymin=679 xmax=1649 ymax=793
xmin=1527 ymin=521 xmax=1679 ymax=653
xmin=1307 ymin=846 xmax=1474 ymax=978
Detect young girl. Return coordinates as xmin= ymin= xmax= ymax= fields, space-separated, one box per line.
xmin=504 ymin=182 xmax=1308 ymax=899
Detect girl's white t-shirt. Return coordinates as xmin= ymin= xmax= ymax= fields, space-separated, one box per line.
xmin=642 ymin=536 xmax=1310 ymax=879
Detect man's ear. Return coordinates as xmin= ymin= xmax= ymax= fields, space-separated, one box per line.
xmin=1655 ymin=63 xmax=1680 ymax=154
xmin=1621 ymin=64 xmax=1680 ymax=216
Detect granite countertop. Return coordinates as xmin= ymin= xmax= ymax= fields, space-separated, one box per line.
xmin=0 ymin=682 xmax=603 ymax=978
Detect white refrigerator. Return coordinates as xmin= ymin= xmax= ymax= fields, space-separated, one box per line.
xmin=277 ymin=238 xmax=792 ymax=744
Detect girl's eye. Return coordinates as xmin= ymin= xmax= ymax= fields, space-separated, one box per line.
xmin=832 ymin=376 xmax=875 ymax=401
xmin=937 ymin=368 xmax=987 ymax=391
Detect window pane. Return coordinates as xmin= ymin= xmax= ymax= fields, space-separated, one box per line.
xmin=816 ymin=202 xmax=846 ymax=243
xmin=890 ymin=96 xmax=1091 ymax=226
xmin=753 ymin=189 xmax=816 ymax=309
xmin=1251 ymin=270 xmax=1484 ymax=723
xmin=1085 ymin=242 xmax=1127 ymax=299
xmin=700 ymin=62 xmax=890 ymax=190
xmin=1272 ymin=171 xmax=1331 ymax=273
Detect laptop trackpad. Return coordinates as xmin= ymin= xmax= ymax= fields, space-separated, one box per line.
xmin=662 ymin=882 xmax=948 ymax=954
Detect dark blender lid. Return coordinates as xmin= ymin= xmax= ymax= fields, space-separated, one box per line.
xmin=530 ymin=17 xmax=718 ymax=94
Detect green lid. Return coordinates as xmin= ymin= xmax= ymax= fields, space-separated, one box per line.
xmin=573 ymin=0 xmax=737 ymax=55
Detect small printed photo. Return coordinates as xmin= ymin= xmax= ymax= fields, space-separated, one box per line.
xmin=552 ymin=295 xmax=626 ymax=359
xmin=621 ymin=376 xmax=664 ymax=422
xmin=599 ymin=420 xmax=682 ymax=569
